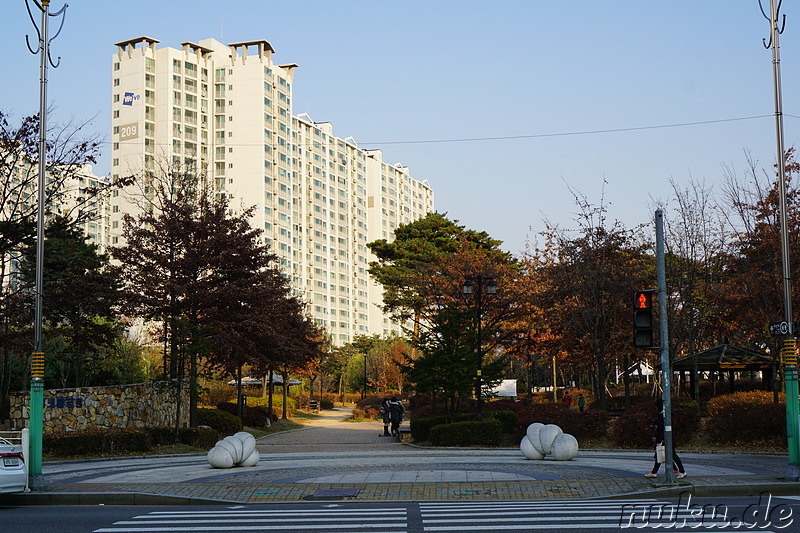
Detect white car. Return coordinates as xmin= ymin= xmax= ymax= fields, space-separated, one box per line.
xmin=0 ymin=437 xmax=27 ymax=494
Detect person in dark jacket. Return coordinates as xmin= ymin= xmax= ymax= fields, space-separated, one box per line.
xmin=388 ymin=397 xmax=404 ymax=436
xmin=645 ymin=398 xmax=687 ymax=479
xmin=379 ymin=398 xmax=391 ymax=436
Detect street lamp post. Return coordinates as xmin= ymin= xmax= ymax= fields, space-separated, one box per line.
xmin=25 ymin=0 xmax=68 ymax=491
xmin=463 ymin=275 xmax=496 ymax=422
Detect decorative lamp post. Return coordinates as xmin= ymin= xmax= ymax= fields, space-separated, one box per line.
xmin=463 ymin=275 xmax=496 ymax=421
xmin=25 ymin=0 xmax=68 ymax=491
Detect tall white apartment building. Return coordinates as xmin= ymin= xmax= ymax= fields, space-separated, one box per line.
xmin=109 ymin=37 xmax=433 ymax=345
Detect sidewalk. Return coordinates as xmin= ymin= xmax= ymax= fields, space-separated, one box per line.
xmin=9 ymin=407 xmax=800 ymax=505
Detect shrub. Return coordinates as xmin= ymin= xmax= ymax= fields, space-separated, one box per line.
xmin=430 ymin=419 xmax=504 ymax=447
xmin=611 ymin=400 xmax=700 ymax=448
xmin=200 ymin=380 xmax=236 ymax=407
xmin=199 ymin=407 xmax=242 ymax=435
xmin=245 ymin=395 xmax=297 ymax=419
xmin=515 ymin=403 xmax=609 ymax=441
xmin=178 ymin=427 xmax=220 ymax=448
xmin=320 ymin=399 xmax=334 ymax=410
xmin=356 ymin=392 xmax=402 ymax=411
xmin=43 ymin=428 xmax=151 ymax=456
xmin=411 ymin=415 xmax=451 ymax=442
xmin=217 ymin=402 xmax=274 ymax=427
xmin=485 ymin=410 xmax=517 ymax=434
xmin=351 ymin=408 xmax=367 ymax=420
xmin=706 ymin=391 xmax=786 ymax=443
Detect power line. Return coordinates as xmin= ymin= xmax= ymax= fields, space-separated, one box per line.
xmin=98 ymin=113 xmax=776 ymax=150
xmin=360 ymin=115 xmax=775 ymax=146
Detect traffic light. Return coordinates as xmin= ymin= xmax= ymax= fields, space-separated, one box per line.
xmin=633 ymin=290 xmax=655 ymax=348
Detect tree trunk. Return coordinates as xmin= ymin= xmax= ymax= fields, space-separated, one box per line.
xmin=267 ymin=368 xmax=274 ymax=419
xmin=281 ymin=366 xmax=289 ymax=420
xmin=236 ymin=364 xmax=244 ymax=420
xmin=622 ymin=353 xmax=631 ymax=411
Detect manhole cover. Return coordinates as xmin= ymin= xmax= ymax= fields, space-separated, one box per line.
xmin=305 ymin=488 xmax=360 ymax=500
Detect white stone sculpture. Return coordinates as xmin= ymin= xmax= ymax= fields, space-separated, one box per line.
xmin=538 ymin=424 xmax=563 ymax=455
xmin=520 ymin=436 xmax=545 ymax=460
xmin=207 ymin=432 xmax=261 ymax=469
xmin=550 ymin=433 xmax=579 ymax=461
xmin=207 ymin=446 xmax=235 ymax=469
xmin=520 ymin=423 xmax=579 ymax=461
xmin=526 ymin=423 xmax=545 ymax=455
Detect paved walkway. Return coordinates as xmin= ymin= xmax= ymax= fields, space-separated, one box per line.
xmin=23 ymin=407 xmax=800 ymax=504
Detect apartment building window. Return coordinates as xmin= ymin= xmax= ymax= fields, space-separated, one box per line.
xmin=113 ymin=94 xmax=119 ymax=103
xmin=113 ymin=110 xmax=119 ymax=118
xmin=113 ymin=78 xmax=120 ymax=86
xmin=114 ymin=62 xmax=120 ymax=71
xmin=173 ymin=75 xmax=181 ymax=87
xmin=173 ymin=59 xmax=181 ymax=73
xmin=184 ymin=61 xmax=197 ymax=75
xmin=145 ymin=73 xmax=155 ymax=89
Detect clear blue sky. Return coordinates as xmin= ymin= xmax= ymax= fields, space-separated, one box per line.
xmin=4 ymin=1 xmax=798 ymax=254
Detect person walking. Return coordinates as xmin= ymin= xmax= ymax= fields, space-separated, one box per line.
xmin=561 ymin=389 xmax=572 ymax=409
xmin=645 ymin=398 xmax=687 ymax=479
xmin=388 ymin=396 xmax=404 ymax=436
xmin=577 ymin=393 xmax=585 ymax=413
xmin=379 ymin=398 xmax=391 ymax=436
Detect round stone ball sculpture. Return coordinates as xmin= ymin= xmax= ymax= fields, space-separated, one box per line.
xmin=215 ymin=439 xmax=238 ymax=461
xmin=520 ymin=436 xmax=545 ymax=460
xmin=551 ymin=433 xmax=579 ymax=461
xmin=207 ymin=446 xmax=234 ymax=469
xmin=538 ymin=424 xmax=563 ymax=455
xmin=223 ymin=435 xmax=245 ymax=464
xmin=526 ymin=423 xmax=546 ymax=455
xmin=239 ymin=448 xmax=260 ymax=467
xmin=233 ymin=431 xmax=256 ymax=459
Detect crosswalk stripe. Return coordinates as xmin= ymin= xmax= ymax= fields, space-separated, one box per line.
xmin=115 ymin=517 xmax=405 ymax=524
xmin=95 ymin=525 xmax=407 ymax=532
xmin=146 ymin=508 xmax=407 ymax=515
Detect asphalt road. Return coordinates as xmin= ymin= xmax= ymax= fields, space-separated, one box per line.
xmin=2 ymin=496 xmax=799 ymax=532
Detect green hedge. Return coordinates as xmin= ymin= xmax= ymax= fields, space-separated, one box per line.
xmin=178 ymin=427 xmax=220 ymax=448
xmin=43 ymin=428 xmax=151 ymax=456
xmin=411 ymin=411 xmax=517 ymax=442
xmin=430 ymin=419 xmax=504 ymax=446
xmin=198 ymin=407 xmax=243 ymax=435
xmin=411 ymin=415 xmax=450 ymax=442
xmin=43 ymin=426 xmax=221 ymax=457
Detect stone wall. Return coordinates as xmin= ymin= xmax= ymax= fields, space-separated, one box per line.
xmin=8 ymin=381 xmax=190 ymax=433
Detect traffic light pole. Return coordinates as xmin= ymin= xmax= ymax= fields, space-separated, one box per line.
xmin=655 ymin=209 xmax=675 ymax=484
xmin=760 ymin=0 xmax=800 ymax=480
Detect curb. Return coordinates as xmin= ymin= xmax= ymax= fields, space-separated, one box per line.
xmin=0 ymin=491 xmax=236 ymax=506
xmin=8 ymin=482 xmax=800 ymax=506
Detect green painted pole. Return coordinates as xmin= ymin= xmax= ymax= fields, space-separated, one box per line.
xmin=29 ymin=378 xmax=43 ymax=477
xmin=29 ymin=353 xmax=45 ymax=489
xmin=784 ymin=339 xmax=800 ymax=474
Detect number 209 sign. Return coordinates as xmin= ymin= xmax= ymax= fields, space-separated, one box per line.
xmin=118 ymin=123 xmax=139 ymax=141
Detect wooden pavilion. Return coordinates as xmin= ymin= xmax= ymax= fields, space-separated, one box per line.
xmin=671 ymin=343 xmax=775 ymax=399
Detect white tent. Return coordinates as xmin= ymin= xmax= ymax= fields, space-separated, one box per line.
xmin=489 ymin=379 xmax=518 ymax=398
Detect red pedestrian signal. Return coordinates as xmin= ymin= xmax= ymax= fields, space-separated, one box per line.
xmin=633 ymin=290 xmax=655 ymax=348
